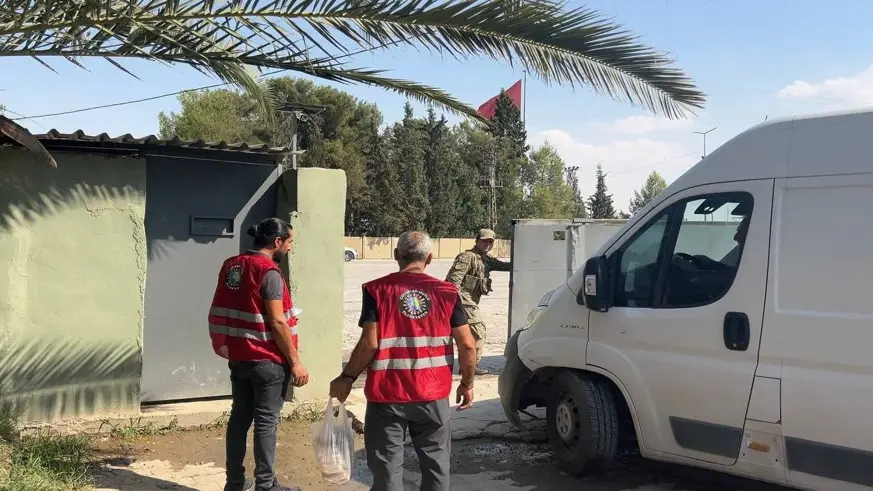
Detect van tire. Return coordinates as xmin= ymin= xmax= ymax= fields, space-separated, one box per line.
xmin=546 ymin=370 xmax=619 ymax=476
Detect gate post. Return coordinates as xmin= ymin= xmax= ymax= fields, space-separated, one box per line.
xmin=276 ymin=167 xmax=347 ymax=401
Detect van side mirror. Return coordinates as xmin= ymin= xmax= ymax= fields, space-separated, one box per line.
xmin=577 ymin=255 xmax=610 ymax=312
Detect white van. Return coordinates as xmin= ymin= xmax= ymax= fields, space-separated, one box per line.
xmin=499 ymin=108 xmax=873 ymax=491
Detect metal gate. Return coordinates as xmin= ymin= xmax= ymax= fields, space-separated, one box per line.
xmin=141 ymin=156 xmax=280 ymax=402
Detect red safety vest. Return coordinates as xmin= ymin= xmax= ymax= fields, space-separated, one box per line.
xmin=208 ymin=252 xmax=298 ymax=364
xmin=364 ymin=272 xmax=457 ymax=403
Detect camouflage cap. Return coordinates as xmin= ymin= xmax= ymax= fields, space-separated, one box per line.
xmin=476 ymin=228 xmax=497 ymax=240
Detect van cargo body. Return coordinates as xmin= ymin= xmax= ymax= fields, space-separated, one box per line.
xmin=499 ymin=108 xmax=873 ymax=491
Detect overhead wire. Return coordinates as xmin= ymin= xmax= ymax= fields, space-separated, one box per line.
xmin=11 ymin=39 xmax=406 ymax=121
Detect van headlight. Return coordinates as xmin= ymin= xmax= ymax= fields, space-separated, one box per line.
xmin=518 ymin=288 xmax=556 ymax=332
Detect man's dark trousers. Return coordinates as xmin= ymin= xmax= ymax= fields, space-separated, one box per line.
xmin=365 ymin=398 xmax=451 ymax=491
xmin=226 ymin=360 xmax=291 ymax=491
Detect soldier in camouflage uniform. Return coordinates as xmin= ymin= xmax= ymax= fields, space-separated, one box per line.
xmin=445 ymin=229 xmax=511 ymax=375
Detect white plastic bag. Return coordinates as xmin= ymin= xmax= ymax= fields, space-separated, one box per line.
xmin=310 ymin=398 xmax=354 ymax=485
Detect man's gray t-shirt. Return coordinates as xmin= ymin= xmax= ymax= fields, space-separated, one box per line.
xmin=246 ymin=250 xmax=285 ymax=300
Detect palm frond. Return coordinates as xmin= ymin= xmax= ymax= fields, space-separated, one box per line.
xmin=0 ymin=0 xmax=705 ymax=120
xmin=278 ymin=61 xmax=487 ymax=122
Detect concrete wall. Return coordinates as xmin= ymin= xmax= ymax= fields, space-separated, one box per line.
xmin=347 ymin=236 xmax=511 ymax=259
xmin=278 ymin=168 xmax=346 ymax=402
xmin=0 ymin=150 xmax=347 ymax=420
xmin=0 ymin=148 xmax=145 ymax=421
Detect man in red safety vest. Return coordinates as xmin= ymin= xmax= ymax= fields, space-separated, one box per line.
xmin=208 ymin=217 xmax=309 ymax=491
xmin=329 ymin=231 xmax=478 ymax=491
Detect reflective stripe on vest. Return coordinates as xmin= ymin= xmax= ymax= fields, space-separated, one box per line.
xmin=208 ymin=253 xmax=299 ymax=363
xmin=370 ymin=336 xmax=453 ymax=370
xmin=362 ymin=272 xmax=457 ymax=403
xmin=209 ymin=306 xmax=297 ymax=323
xmin=208 ymin=323 xmax=298 ymax=341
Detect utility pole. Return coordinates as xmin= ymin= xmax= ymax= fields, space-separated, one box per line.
xmin=480 ymin=141 xmax=502 ymax=230
xmin=693 ymin=127 xmax=717 ymax=159
xmin=277 ymin=102 xmax=327 ymax=169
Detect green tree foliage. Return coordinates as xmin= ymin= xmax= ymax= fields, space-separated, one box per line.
xmin=158 ymin=77 xmax=670 ymax=236
xmin=384 ymin=103 xmax=431 ymax=231
xmin=423 ymin=108 xmax=462 ymax=237
xmin=158 ymin=90 xmax=258 ymax=143
xmin=524 ymin=142 xmax=577 ymax=218
xmin=587 ymin=164 xmax=617 ymax=219
xmin=490 ymin=91 xmax=529 ymax=157
xmin=563 ymin=166 xmax=588 ymax=218
xmin=487 ymin=92 xmax=528 ymax=235
xmin=629 ymin=170 xmax=668 ymax=215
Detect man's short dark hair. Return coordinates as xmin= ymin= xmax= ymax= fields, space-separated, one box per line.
xmin=247 ymin=218 xmax=292 ymax=248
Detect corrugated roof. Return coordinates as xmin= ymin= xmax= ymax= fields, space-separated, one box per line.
xmin=1 ymin=129 xmax=299 ymax=159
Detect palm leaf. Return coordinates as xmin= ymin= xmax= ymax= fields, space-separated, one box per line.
xmin=1 ymin=0 xmax=705 ymax=120
xmin=269 ymin=59 xmax=487 ymax=121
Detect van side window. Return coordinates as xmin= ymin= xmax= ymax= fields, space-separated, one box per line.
xmin=613 ymin=213 xmax=669 ymax=308
xmin=661 ymin=194 xmax=753 ymax=308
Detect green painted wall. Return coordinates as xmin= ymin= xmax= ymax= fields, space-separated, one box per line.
xmin=277 ymin=168 xmax=346 ymax=402
xmin=0 ymin=148 xmax=146 ymax=422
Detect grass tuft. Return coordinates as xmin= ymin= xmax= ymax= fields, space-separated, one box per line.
xmin=0 ymin=404 xmax=22 ymax=444
xmin=98 ymin=417 xmax=179 ymax=439
xmin=284 ymin=403 xmax=324 ymax=423
xmin=0 ymin=424 xmax=94 ymax=491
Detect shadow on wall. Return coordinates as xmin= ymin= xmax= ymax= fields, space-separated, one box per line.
xmin=0 ymin=338 xmax=141 ymax=422
xmin=0 ymin=149 xmax=146 ymax=421
xmin=0 ymin=150 xmax=279 ymax=261
xmin=140 ymin=156 xmax=281 ymax=262
xmin=0 ymin=154 xmax=142 ymax=231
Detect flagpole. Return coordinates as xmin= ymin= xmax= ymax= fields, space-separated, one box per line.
xmin=522 ymin=70 xmax=528 ymax=124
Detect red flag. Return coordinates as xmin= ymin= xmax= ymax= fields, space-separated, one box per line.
xmin=477 ymin=79 xmax=522 ymax=120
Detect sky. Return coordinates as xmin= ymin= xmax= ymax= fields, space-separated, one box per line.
xmin=5 ymin=0 xmax=873 ymax=211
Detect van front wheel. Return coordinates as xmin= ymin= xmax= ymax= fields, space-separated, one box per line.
xmin=546 ymin=371 xmax=619 ymax=476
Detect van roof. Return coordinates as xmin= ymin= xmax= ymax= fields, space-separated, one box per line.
xmin=671 ymin=107 xmax=873 ymax=191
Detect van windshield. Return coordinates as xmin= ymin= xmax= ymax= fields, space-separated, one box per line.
xmin=614 ymin=192 xmax=753 ymax=309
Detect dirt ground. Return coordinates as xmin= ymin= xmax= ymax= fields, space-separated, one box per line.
xmin=91 ymin=418 xmax=791 ymax=491
xmin=93 ymin=419 xmax=357 ymax=491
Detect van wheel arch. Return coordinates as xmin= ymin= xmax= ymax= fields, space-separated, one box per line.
xmin=521 ymin=368 xmax=639 ymax=462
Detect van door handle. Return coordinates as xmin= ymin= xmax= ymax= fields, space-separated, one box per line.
xmin=723 ymin=312 xmax=750 ymax=351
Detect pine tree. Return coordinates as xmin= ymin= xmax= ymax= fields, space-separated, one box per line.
xmin=455 ymin=122 xmax=492 ymax=236
xmin=587 ymin=164 xmax=617 ymax=219
xmin=386 ymin=103 xmax=430 ymax=231
xmin=488 ymin=91 xmax=528 ymax=235
xmin=629 ymin=170 xmax=668 ymax=215
xmin=490 ymin=91 xmax=529 ymax=157
xmin=361 ymin=128 xmax=405 ymax=236
xmin=423 ymin=107 xmax=464 ymax=237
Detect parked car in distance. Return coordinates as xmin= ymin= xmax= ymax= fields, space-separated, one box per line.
xmin=344 ymin=247 xmax=358 ymax=262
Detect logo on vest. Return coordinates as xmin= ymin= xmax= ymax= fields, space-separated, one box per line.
xmin=225 ymin=265 xmax=243 ymax=290
xmin=398 ymin=289 xmax=432 ymax=320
